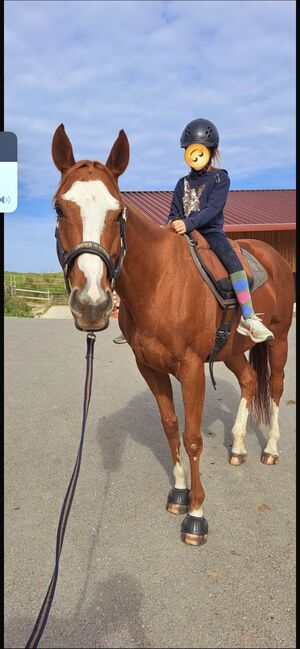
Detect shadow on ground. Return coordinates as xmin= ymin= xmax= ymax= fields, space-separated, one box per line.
xmin=96 ymin=374 xmax=267 ymax=479
xmin=7 ymin=573 xmax=150 ymax=649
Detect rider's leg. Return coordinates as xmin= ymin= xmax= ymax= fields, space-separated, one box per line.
xmin=203 ymin=231 xmax=274 ymax=342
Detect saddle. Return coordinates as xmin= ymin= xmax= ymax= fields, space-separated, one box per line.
xmin=184 ymin=230 xmax=269 ymax=390
xmin=185 ymin=230 xmax=268 ymax=308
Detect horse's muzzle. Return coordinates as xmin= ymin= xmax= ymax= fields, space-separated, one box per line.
xmin=69 ymin=287 xmax=113 ymax=331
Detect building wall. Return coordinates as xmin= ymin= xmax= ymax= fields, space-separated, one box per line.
xmin=227 ymin=230 xmax=296 ymax=273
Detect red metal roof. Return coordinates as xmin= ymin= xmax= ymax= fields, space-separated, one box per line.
xmin=122 ymin=189 xmax=295 ymax=232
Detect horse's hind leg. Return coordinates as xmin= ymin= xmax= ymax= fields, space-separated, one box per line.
xmin=135 ymin=360 xmax=189 ymax=514
xmin=261 ymin=337 xmax=288 ymax=465
xmin=224 ymin=354 xmax=256 ymax=465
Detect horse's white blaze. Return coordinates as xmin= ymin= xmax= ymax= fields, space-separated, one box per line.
xmin=231 ymin=396 xmax=249 ymax=455
xmin=264 ymin=400 xmax=280 ymax=456
xmin=173 ymin=461 xmax=187 ymax=489
xmin=62 ymin=180 xmax=120 ymax=302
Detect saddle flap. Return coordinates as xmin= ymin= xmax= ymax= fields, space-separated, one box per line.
xmin=190 ymin=230 xmax=253 ymax=282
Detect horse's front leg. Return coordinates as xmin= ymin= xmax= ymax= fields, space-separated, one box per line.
xmin=135 ymin=360 xmax=190 ymax=515
xmin=179 ymin=357 xmax=208 ymax=546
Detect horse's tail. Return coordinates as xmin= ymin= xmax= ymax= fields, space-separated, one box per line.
xmin=249 ymin=342 xmax=272 ymax=426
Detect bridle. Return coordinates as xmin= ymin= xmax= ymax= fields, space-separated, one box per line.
xmin=55 ymin=206 xmax=127 ymax=294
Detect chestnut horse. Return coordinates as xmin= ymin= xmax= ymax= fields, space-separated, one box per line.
xmin=52 ymin=124 xmax=294 ymax=546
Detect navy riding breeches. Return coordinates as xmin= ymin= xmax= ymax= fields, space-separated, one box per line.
xmin=201 ymin=231 xmax=243 ymax=274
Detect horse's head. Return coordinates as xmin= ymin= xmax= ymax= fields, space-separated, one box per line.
xmin=52 ymin=124 xmax=129 ymax=331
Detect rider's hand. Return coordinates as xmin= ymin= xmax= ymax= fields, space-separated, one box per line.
xmin=171 ymin=219 xmax=187 ymax=235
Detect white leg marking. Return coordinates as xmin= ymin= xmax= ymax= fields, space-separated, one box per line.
xmin=173 ymin=461 xmax=187 ymax=489
xmin=264 ymin=400 xmax=280 ymax=456
xmin=174 ymin=460 xmax=203 ymax=517
xmin=231 ymin=396 xmax=249 ymax=455
xmin=62 ymin=180 xmax=119 ymax=302
xmin=189 ymin=507 xmax=204 ymax=518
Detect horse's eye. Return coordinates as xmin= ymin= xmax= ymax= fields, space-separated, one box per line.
xmin=55 ymin=205 xmax=64 ymax=218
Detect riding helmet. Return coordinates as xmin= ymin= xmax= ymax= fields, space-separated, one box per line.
xmin=180 ymin=118 xmax=219 ymax=149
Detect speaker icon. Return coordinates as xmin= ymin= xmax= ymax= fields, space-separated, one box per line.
xmin=0 ymin=195 xmax=11 ymax=203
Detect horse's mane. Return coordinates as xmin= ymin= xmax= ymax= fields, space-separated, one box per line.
xmin=121 ymin=197 xmax=171 ymax=239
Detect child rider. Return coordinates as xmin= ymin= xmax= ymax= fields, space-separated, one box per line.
xmin=168 ymin=118 xmax=274 ymax=343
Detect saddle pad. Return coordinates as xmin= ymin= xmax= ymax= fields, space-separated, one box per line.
xmin=185 ymin=231 xmax=268 ymax=308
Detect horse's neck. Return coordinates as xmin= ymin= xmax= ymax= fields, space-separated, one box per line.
xmin=116 ymin=205 xmax=172 ymax=304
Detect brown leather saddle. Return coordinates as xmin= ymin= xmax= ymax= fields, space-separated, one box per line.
xmin=185 ymin=230 xmax=267 ymax=309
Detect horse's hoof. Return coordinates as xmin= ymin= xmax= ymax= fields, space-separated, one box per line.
xmin=229 ymin=452 xmax=247 ymax=466
xmin=181 ymin=514 xmax=208 ymax=546
xmin=166 ymin=488 xmax=189 ymax=515
xmin=261 ymin=452 xmax=279 ymax=465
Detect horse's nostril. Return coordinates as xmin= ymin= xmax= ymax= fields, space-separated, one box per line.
xmin=104 ymin=289 xmax=113 ymax=314
xmin=69 ymin=288 xmax=83 ymax=317
xmin=69 ymin=287 xmax=113 ymax=322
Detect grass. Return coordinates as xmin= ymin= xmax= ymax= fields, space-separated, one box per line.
xmin=4 ymin=271 xmax=65 ymax=293
xmin=4 ymin=296 xmax=34 ymax=318
xmin=4 ymin=272 xmax=68 ymax=306
xmin=4 ymin=272 xmax=68 ymax=316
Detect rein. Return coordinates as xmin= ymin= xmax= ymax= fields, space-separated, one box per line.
xmin=25 ymin=332 xmax=96 ymax=648
xmin=55 ymin=206 xmax=127 ymax=293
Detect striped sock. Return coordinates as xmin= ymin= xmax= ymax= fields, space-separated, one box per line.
xmin=230 ymin=270 xmax=254 ymax=319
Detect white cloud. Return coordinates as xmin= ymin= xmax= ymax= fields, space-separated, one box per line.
xmin=4 ymin=0 xmax=296 ymax=199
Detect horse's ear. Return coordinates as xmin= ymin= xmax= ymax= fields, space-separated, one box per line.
xmin=105 ymin=130 xmax=129 ymax=179
xmin=52 ymin=124 xmax=76 ymax=174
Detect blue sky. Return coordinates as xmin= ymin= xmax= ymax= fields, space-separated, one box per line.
xmin=4 ymin=0 xmax=296 ymax=272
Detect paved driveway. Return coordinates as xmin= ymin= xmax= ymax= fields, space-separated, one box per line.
xmin=40 ymin=305 xmax=73 ymax=318
xmin=4 ymin=316 xmax=296 ymax=648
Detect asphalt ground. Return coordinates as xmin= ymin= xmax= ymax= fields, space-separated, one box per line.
xmin=4 ymin=316 xmax=296 ymax=648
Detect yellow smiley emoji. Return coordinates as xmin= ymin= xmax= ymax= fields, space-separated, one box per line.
xmin=184 ymin=143 xmax=211 ymax=170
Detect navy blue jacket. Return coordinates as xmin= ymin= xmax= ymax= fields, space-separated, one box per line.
xmin=167 ymin=168 xmax=230 ymax=234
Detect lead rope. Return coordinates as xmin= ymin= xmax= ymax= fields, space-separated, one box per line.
xmin=25 ymin=332 xmax=96 ymax=648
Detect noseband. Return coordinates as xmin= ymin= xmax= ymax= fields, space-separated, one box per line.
xmin=55 ymin=207 xmax=127 ymax=294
